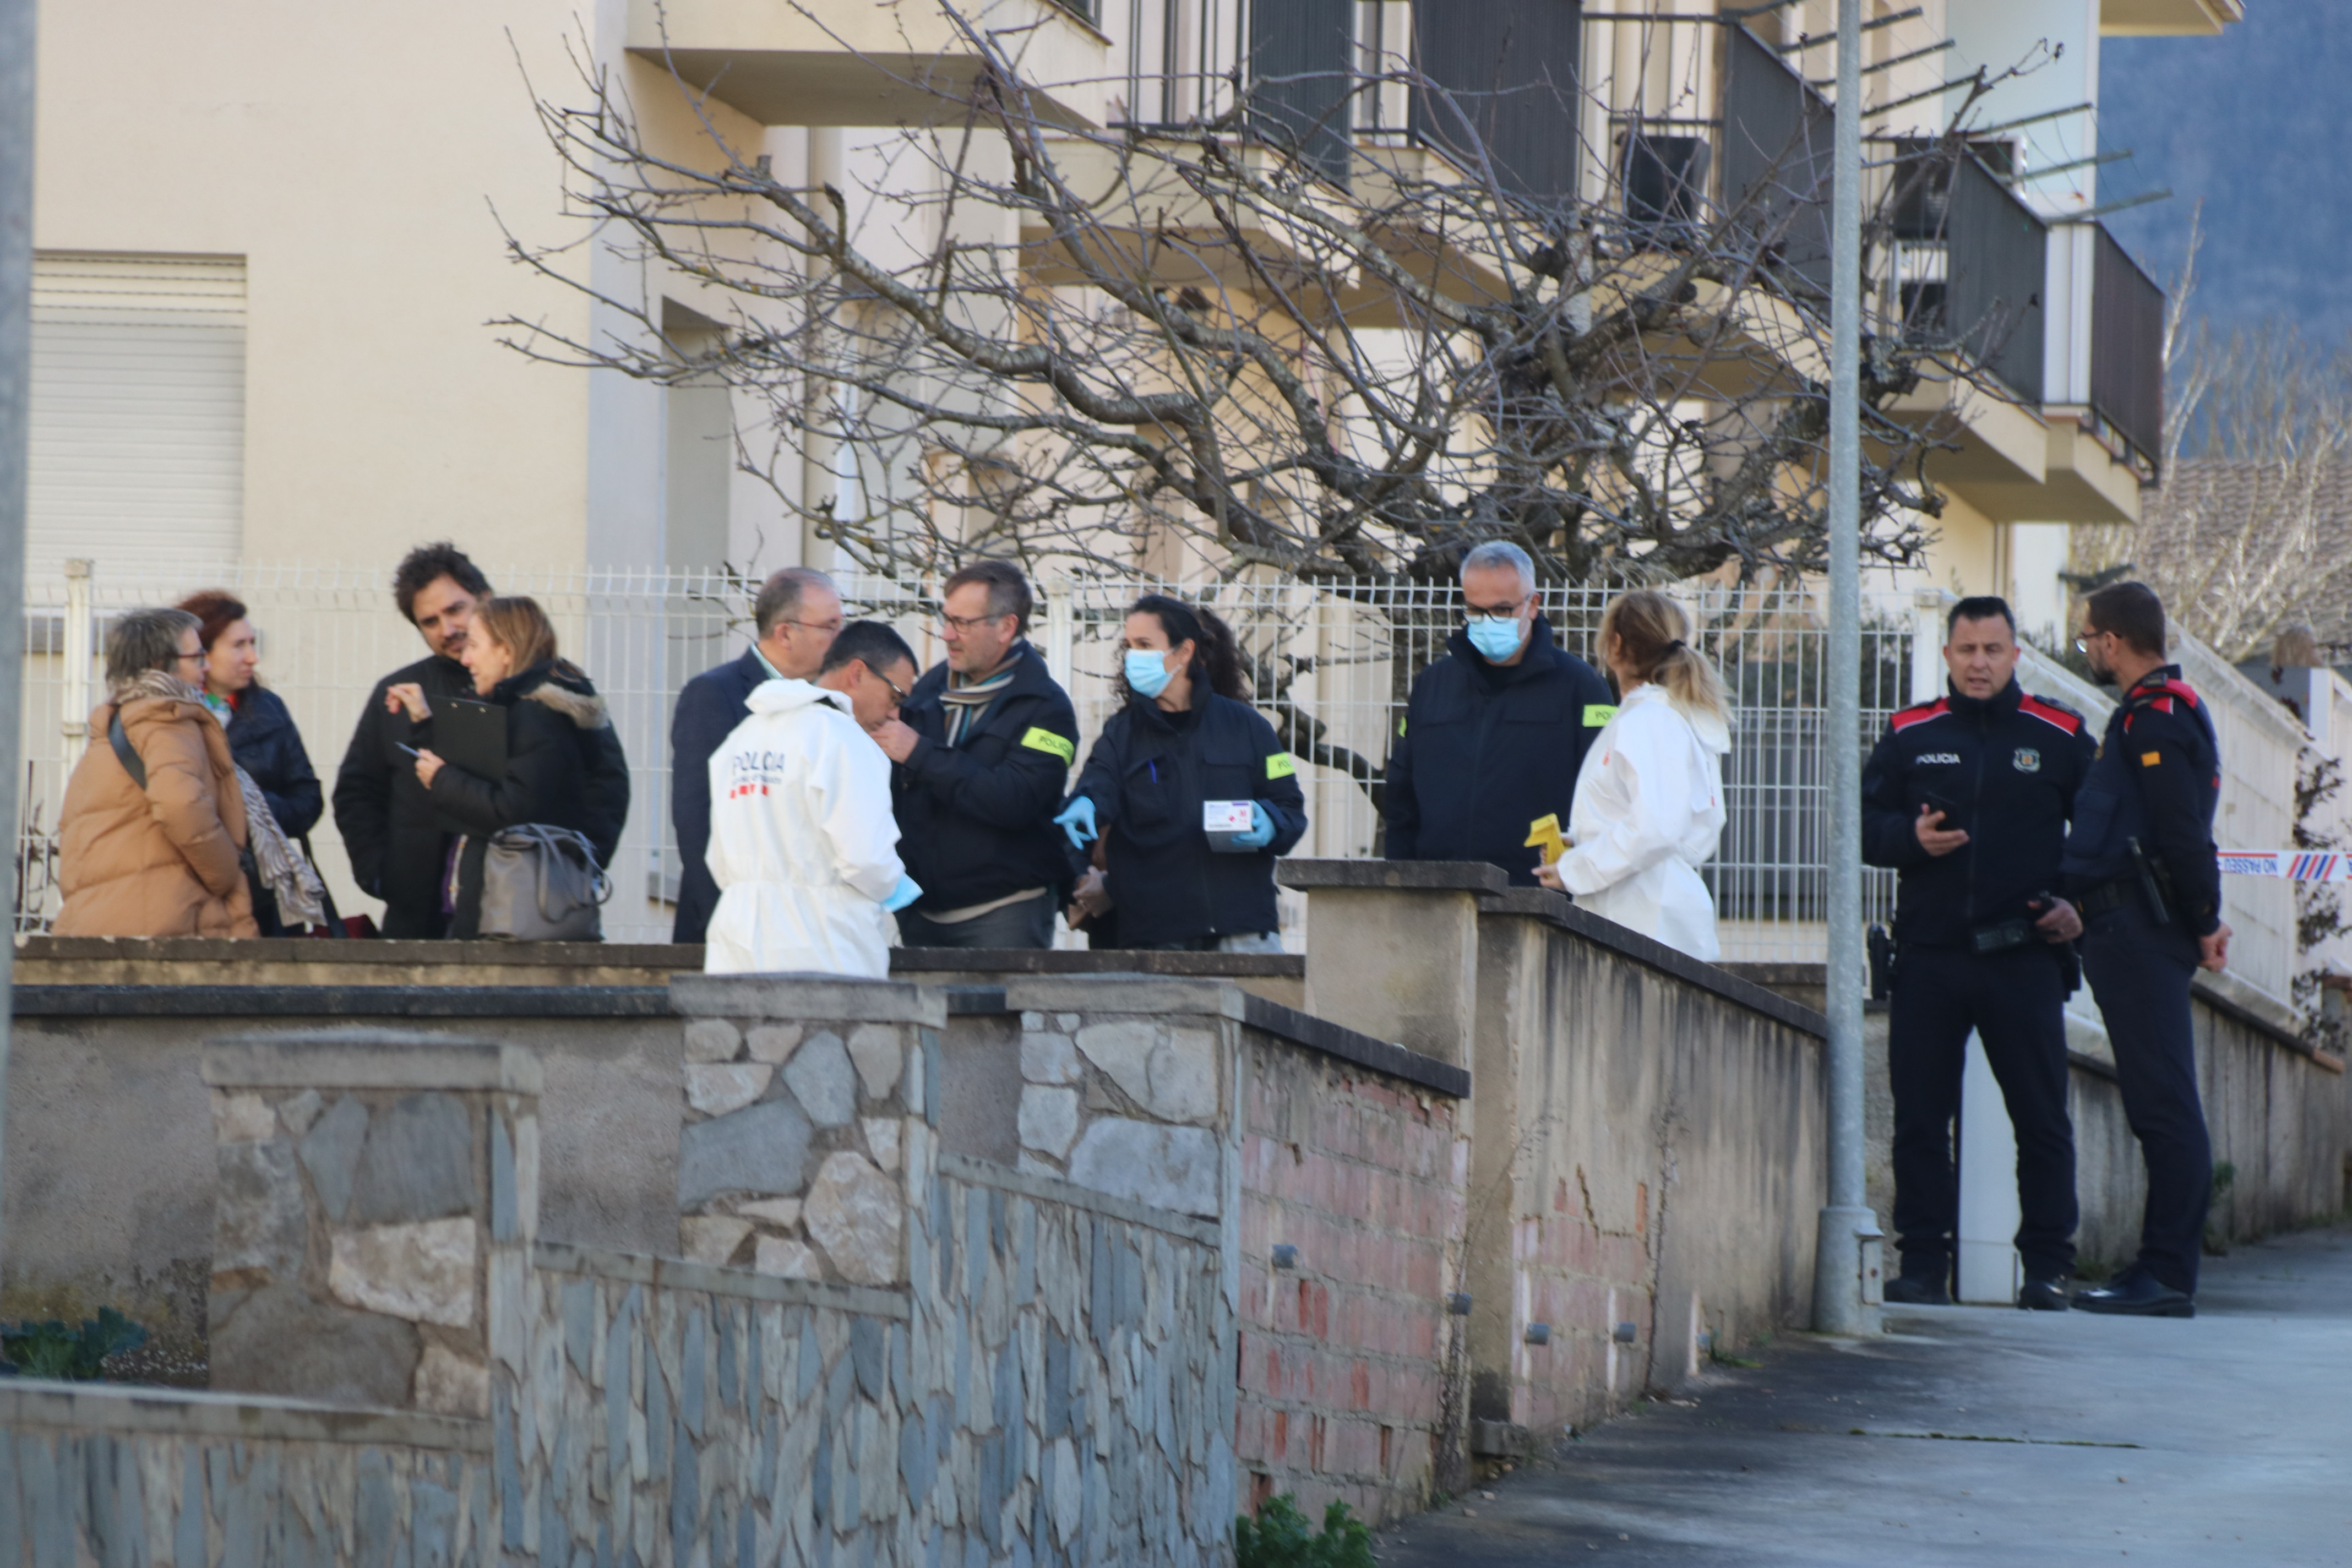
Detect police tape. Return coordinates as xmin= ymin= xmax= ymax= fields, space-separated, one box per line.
xmin=2217 ymin=851 xmax=2352 ymax=882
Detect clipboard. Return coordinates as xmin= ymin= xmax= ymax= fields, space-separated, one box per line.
xmin=434 ymin=698 xmax=508 ymax=782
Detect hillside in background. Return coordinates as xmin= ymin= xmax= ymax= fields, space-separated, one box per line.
xmin=2098 ymin=0 xmax=2352 ymax=348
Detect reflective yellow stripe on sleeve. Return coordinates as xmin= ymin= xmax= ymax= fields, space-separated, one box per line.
xmin=1266 ymin=753 xmax=1297 ymax=780
xmin=1020 ymin=727 xmax=1076 ymax=763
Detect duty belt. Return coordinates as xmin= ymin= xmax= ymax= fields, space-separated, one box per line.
xmin=2076 ymin=879 xmax=2135 ymax=918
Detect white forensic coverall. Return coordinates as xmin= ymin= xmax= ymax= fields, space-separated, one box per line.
xmin=1554 ymin=682 xmax=1731 ymax=962
xmin=704 ymin=679 xmax=905 ymax=977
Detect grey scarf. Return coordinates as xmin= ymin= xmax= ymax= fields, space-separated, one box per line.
xmin=939 ymin=643 xmax=1029 ymax=747
xmin=111 ymin=669 xmax=327 ymax=927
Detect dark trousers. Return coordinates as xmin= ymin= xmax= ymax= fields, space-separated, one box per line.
xmin=2079 ymin=899 xmax=2213 ymax=1294
xmin=1889 ymin=941 xmax=2079 ymax=1282
xmin=895 ymin=893 xmax=1056 ymax=950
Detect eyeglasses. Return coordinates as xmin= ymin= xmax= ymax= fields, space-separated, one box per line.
xmin=2073 ymin=630 xmax=2109 ymax=654
xmin=874 ymin=668 xmax=910 ymax=703
xmin=777 ymin=618 xmax=844 ymax=636
xmin=938 ymin=611 xmax=1011 ymax=634
xmin=173 ymin=650 xmax=206 ymax=666
xmin=1465 ymin=598 xmax=1528 ymax=619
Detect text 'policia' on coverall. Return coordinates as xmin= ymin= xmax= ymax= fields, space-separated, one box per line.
xmin=703 ymin=679 xmax=905 ymax=978
xmin=2062 ymin=665 xmax=2226 ymax=1300
xmin=1864 ymin=679 xmax=2097 ymax=1291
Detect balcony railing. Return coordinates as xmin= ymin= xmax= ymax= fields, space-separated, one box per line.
xmin=1409 ymin=0 xmax=1584 ymax=203
xmin=2090 ymin=225 xmax=2165 ymax=467
xmin=1248 ymin=0 xmax=1358 ymax=187
xmin=1719 ymin=24 xmax=1834 ymax=296
xmin=1941 ymin=153 xmax=2048 ymax=404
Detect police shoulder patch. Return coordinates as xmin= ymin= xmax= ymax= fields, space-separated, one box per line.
xmin=1020 ymin=727 xmax=1075 ymax=763
xmin=1583 ymin=704 xmax=1618 ymax=727
xmin=1266 ymin=753 xmax=1298 ymax=780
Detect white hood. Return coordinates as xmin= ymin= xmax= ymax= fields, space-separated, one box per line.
xmin=744 ymin=677 xmax=851 ymax=718
xmin=1625 ymin=681 xmax=1731 ymax=755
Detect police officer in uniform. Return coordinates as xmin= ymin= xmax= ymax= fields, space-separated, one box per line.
xmin=1863 ymin=596 xmax=2096 ymax=1310
xmin=2062 ymin=581 xmax=2230 ymax=1318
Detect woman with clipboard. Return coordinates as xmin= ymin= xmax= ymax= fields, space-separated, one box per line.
xmin=383 ymin=596 xmax=629 ymax=937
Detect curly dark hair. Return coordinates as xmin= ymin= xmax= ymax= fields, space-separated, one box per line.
xmin=392 ymin=543 xmax=492 ymax=625
xmin=1117 ymin=594 xmax=1250 ymax=705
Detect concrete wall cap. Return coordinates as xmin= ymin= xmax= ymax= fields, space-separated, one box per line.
xmin=200 ymin=1032 xmax=543 ymax=1094
xmin=14 ymin=984 xmax=671 ymax=1018
xmin=17 ymin=933 xmax=700 ymax=967
xmin=531 ymin=1239 xmax=912 ymax=1318
xmin=890 ymin=948 xmax=1302 ymax=978
xmin=0 ymin=1378 xmax=491 ymax=1452
xmin=1491 ymin=902 xmax=1831 ymax=1038
xmin=669 ymin=972 xmax=948 ymax=1026
xmin=1277 ymin=858 xmax=1509 ymax=893
xmin=999 ymin=974 xmax=1249 ymax=1020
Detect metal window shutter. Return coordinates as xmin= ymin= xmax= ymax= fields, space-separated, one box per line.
xmin=29 ymin=253 xmax=247 ymax=581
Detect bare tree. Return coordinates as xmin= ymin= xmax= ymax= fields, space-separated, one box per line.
xmin=2072 ymin=213 xmax=2352 ymax=661
xmin=498 ymin=10 xmax=2041 ymax=596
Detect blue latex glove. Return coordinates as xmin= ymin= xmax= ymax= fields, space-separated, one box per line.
xmin=882 ymin=874 xmax=923 ymax=913
xmin=1053 ymin=796 xmax=1098 ymax=850
xmin=1230 ymin=800 xmax=1275 ymax=851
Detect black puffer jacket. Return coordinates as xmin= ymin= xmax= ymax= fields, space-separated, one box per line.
xmin=1069 ymin=694 xmax=1308 ymax=948
xmin=333 ymin=652 xmax=478 ymax=938
xmin=415 ymin=661 xmax=631 ymax=939
xmin=224 ymin=685 xmax=323 ymax=841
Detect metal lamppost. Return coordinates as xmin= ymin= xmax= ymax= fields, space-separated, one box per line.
xmin=1813 ymin=0 xmax=1885 ymax=1337
xmin=0 ymin=0 xmax=35 ymax=1272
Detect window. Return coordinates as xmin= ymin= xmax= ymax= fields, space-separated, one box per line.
xmin=29 ymin=254 xmax=247 ymax=580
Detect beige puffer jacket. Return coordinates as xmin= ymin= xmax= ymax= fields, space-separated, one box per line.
xmin=54 ymin=696 xmax=259 ymax=938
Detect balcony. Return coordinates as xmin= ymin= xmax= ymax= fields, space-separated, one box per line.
xmin=625 ymin=0 xmax=1110 ymax=129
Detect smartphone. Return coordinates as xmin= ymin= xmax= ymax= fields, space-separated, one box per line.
xmin=1917 ymin=787 xmax=1966 ymax=833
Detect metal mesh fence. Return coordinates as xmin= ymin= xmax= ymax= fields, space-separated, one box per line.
xmin=7 ymin=562 xmax=2307 ymax=997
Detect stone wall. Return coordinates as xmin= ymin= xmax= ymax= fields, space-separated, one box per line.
xmin=983 ymin=974 xmax=1474 ymax=1528
xmin=202 ymin=1035 xmax=540 ymax=1420
xmin=3 ymin=995 xmax=683 ymax=1368
xmin=0 ymin=1382 xmax=492 ymax=1566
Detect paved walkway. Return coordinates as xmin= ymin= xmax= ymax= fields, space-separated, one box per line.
xmin=1379 ymin=1227 xmax=2352 ymax=1567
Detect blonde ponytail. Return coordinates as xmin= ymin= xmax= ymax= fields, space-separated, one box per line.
xmin=1599 ymin=590 xmax=1729 ymax=727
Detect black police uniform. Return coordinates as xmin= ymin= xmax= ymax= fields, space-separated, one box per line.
xmin=1385 ymin=616 xmax=1616 ymax=884
xmin=890 ymin=643 xmax=1079 ymax=945
xmin=2060 ymin=666 xmax=2223 ymax=1300
xmin=1862 ymin=678 xmax=2097 ymax=1288
xmin=1069 ymin=693 xmax=1308 ymax=948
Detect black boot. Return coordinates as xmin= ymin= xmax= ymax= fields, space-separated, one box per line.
xmin=2016 ymin=1276 xmax=2071 ymax=1312
xmin=1884 ymin=1266 xmax=1950 ymax=1306
xmin=2073 ymin=1271 xmax=2194 ymax=1318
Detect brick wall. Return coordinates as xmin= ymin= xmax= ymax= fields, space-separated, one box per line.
xmin=1233 ymin=1038 xmax=1469 ymax=1525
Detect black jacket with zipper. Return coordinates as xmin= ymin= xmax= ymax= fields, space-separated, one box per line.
xmin=1384 ymin=617 xmax=1617 ymax=884
xmin=410 ymin=661 xmax=631 ymax=939
xmin=1070 ymin=693 xmax=1308 ymax=947
xmin=891 ymin=643 xmax=1080 ymax=916
xmin=331 ymin=652 xmax=478 ymax=938
xmin=1861 ymin=678 xmax=2097 ymax=948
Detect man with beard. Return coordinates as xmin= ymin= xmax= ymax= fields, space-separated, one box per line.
xmin=2062 ymin=580 xmax=2231 ymax=1318
xmin=331 ymin=543 xmax=492 ymax=937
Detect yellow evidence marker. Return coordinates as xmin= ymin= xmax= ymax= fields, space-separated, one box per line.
xmin=1525 ymin=813 xmax=1567 ymax=867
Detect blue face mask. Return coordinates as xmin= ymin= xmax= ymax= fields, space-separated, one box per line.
xmin=1125 ymin=649 xmax=1175 ymax=699
xmin=1466 ymin=615 xmax=1525 ymax=662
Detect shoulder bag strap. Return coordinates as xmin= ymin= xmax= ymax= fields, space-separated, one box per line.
xmin=107 ymin=710 xmax=148 ymax=791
